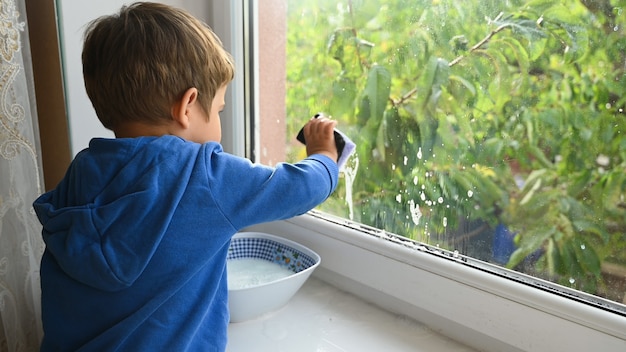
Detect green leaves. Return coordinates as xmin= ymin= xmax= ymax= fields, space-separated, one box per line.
xmin=416 ymin=57 xmax=450 ymax=112
xmin=344 ymin=0 xmax=383 ymax=29
xmin=519 ymin=0 xmax=590 ymax=62
xmin=327 ymin=28 xmax=372 ymax=78
xmin=330 ymin=76 xmax=358 ymax=119
xmin=357 ymin=64 xmax=392 ymax=123
xmin=286 ymin=0 xmax=626 ymax=301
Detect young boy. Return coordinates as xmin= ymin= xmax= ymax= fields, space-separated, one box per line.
xmin=33 ymin=2 xmax=339 ymax=351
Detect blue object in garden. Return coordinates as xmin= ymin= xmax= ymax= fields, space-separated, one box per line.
xmin=492 ymin=223 xmax=516 ymax=265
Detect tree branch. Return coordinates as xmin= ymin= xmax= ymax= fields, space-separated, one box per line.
xmin=393 ymin=13 xmax=511 ymax=106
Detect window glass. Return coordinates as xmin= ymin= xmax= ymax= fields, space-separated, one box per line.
xmin=256 ymin=0 xmax=626 ymax=308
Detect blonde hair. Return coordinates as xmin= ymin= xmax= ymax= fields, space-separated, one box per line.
xmin=82 ymin=2 xmax=234 ymax=130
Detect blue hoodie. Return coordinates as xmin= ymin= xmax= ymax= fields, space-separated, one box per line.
xmin=33 ymin=135 xmax=338 ymax=351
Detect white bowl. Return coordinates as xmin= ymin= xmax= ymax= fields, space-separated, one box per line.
xmin=227 ymin=232 xmax=321 ymax=323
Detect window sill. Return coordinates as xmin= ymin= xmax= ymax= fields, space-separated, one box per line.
xmin=247 ymin=213 xmax=626 ymax=352
xmin=227 ymin=276 xmax=475 ymax=351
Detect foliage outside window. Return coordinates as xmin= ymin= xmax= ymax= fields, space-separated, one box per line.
xmin=284 ymin=0 xmax=626 ymax=306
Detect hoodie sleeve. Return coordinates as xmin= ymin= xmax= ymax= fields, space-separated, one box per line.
xmin=202 ymin=143 xmax=339 ymax=230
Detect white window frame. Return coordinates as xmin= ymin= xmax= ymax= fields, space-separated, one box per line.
xmin=207 ymin=0 xmax=250 ymax=157
xmin=208 ymin=2 xmax=626 ymax=351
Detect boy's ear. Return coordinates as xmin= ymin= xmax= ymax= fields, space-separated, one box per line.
xmin=171 ymin=88 xmax=199 ymax=129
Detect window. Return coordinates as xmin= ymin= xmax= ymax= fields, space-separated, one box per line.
xmin=209 ymin=0 xmax=626 ymax=351
xmin=252 ymin=0 xmax=626 ymax=310
xmin=209 ymin=0 xmax=626 ymax=349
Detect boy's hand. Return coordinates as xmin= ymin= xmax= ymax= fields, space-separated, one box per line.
xmin=303 ymin=116 xmax=339 ymax=162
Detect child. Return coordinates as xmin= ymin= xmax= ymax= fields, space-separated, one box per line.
xmin=32 ymin=2 xmax=339 ymax=351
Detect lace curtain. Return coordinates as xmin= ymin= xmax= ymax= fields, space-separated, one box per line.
xmin=0 ymin=0 xmax=45 ymax=351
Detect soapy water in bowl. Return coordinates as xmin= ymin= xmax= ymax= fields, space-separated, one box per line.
xmin=227 ymin=258 xmax=295 ymax=290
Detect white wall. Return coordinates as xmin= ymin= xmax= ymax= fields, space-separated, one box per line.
xmin=56 ymin=0 xmax=236 ymax=155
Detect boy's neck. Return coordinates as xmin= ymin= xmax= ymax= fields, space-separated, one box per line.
xmin=113 ymin=121 xmax=176 ymax=139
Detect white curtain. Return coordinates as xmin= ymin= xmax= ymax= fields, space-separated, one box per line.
xmin=0 ymin=0 xmax=45 ymax=351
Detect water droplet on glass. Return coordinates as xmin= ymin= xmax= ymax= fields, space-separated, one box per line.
xmin=580 ymin=244 xmax=586 ymax=250
xmin=417 ymin=147 xmax=423 ymax=160
xmin=443 ymin=217 xmax=448 ymax=227
xmin=596 ymin=154 xmax=610 ymax=166
xmin=413 ymin=176 xmax=419 ymax=185
xmin=438 ymin=197 xmax=444 ymax=204
xmin=409 ymin=199 xmax=422 ymax=225
xmin=403 ymin=156 xmax=408 ymax=165
xmin=396 ymin=194 xmax=402 ymax=203
xmin=569 ymin=277 xmax=575 ymax=285
xmin=453 ymin=250 xmax=459 ymax=258
xmin=467 ymin=190 xmax=474 ymax=198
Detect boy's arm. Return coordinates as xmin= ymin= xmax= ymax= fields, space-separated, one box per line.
xmin=203 ymin=144 xmax=339 ymax=231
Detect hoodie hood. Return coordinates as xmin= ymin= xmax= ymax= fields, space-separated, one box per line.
xmin=33 ymin=136 xmax=198 ymax=291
